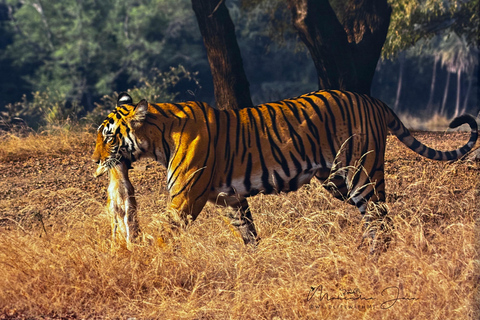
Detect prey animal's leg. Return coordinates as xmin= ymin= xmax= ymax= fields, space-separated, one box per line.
xmin=107 ymin=162 xmax=139 ymax=247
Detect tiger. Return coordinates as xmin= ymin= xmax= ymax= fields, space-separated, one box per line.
xmin=92 ymin=90 xmax=478 ymax=247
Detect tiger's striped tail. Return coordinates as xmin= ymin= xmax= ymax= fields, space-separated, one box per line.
xmin=388 ymin=112 xmax=478 ymax=161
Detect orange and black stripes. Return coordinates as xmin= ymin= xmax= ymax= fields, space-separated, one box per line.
xmin=93 ymin=90 xmax=478 ymax=245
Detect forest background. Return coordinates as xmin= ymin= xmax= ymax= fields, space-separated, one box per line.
xmin=0 ymin=0 xmax=478 ymax=130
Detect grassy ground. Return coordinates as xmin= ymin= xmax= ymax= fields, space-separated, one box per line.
xmin=0 ymin=128 xmax=479 ymax=319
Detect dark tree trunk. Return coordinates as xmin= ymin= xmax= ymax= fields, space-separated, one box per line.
xmin=287 ymin=0 xmax=391 ymax=94
xmin=287 ymin=0 xmax=357 ymax=91
xmin=342 ymin=0 xmax=392 ymax=95
xmin=191 ymin=0 xmax=253 ymax=109
xmin=192 ymin=0 xmax=391 ymax=108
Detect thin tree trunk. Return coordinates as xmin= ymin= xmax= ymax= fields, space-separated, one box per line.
xmin=440 ymin=71 xmax=451 ymax=116
xmin=427 ymin=55 xmax=439 ymax=111
xmin=460 ymin=70 xmax=473 ymax=115
xmin=453 ymin=69 xmax=462 ymax=118
xmin=394 ymin=52 xmax=405 ymax=111
xmin=191 ymin=0 xmax=253 ymax=109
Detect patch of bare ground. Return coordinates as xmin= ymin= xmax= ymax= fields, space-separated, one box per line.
xmin=0 ymin=130 xmax=478 ymax=319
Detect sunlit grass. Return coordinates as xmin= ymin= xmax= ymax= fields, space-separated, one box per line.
xmin=0 ymin=126 xmax=95 ymax=162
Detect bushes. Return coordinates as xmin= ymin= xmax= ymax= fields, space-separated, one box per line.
xmin=0 ymin=66 xmax=200 ymax=133
xmin=0 ymin=90 xmax=81 ymax=131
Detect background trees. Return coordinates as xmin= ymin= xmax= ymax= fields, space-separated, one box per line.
xmin=0 ymin=0 xmax=478 ymax=127
xmin=193 ymin=0 xmax=391 ymax=107
xmin=0 ymin=0 xmax=205 ymax=105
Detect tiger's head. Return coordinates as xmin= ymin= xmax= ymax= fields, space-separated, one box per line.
xmin=92 ymin=92 xmax=149 ymax=177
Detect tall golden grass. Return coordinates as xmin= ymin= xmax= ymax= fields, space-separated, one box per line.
xmin=0 ymin=126 xmax=94 ymax=162
xmin=0 ymin=128 xmax=478 ymax=319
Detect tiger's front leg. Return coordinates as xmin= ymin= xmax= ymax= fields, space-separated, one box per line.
xmin=159 ymin=182 xmax=211 ymax=242
xmin=107 ymin=162 xmax=139 ymax=248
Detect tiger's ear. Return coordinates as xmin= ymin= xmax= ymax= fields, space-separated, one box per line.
xmin=131 ymin=99 xmax=148 ymax=129
xmin=117 ymin=92 xmax=133 ymax=106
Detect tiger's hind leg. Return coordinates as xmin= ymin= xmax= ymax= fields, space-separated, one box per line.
xmin=213 ymin=195 xmax=258 ymax=245
xmin=353 ymin=170 xmax=393 ymax=253
xmin=356 ymin=201 xmax=392 ymax=254
xmin=317 ymin=166 xmax=392 ymax=253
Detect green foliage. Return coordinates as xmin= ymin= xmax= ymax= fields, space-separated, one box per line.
xmin=1 ymin=89 xmax=81 ymax=130
xmin=2 ymin=0 xmax=203 ymax=107
xmin=129 ymin=65 xmax=200 ymax=103
xmin=239 ymin=0 xmax=296 ymax=49
xmin=383 ymin=0 xmax=479 ymax=58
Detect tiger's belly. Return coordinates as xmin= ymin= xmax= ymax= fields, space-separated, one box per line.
xmin=213 ymin=163 xmax=324 ymax=198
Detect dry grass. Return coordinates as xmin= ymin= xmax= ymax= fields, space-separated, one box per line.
xmin=0 ymin=127 xmax=95 ymax=162
xmin=0 ymin=129 xmax=479 ymax=319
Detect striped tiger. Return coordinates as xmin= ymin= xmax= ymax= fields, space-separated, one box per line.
xmin=92 ymin=90 xmax=478 ymax=246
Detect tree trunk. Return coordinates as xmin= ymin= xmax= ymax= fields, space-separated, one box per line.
xmin=440 ymin=71 xmax=451 ymax=116
xmin=394 ymin=52 xmax=405 ymax=111
xmin=453 ymin=69 xmax=461 ymax=118
xmin=31 ymin=0 xmax=54 ymax=51
xmin=342 ymin=0 xmax=392 ymax=95
xmin=286 ymin=0 xmax=357 ymax=91
xmin=427 ymin=55 xmax=439 ymax=111
xmin=460 ymin=70 xmax=473 ymax=115
xmin=286 ymin=0 xmax=391 ymax=94
xmin=191 ymin=0 xmax=253 ymax=109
